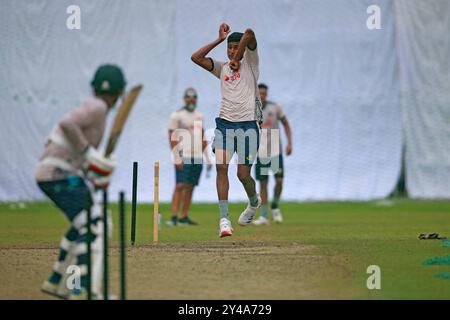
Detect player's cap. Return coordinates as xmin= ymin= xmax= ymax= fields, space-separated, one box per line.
xmin=91 ymin=64 xmax=126 ymax=95
xmin=227 ymin=32 xmax=243 ymax=44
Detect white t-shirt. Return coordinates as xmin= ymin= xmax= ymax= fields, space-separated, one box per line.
xmin=167 ymin=107 xmax=204 ymax=159
xmin=35 ymin=97 xmax=108 ymax=181
xmin=210 ymin=47 xmax=259 ymax=122
xmin=258 ymin=101 xmax=286 ymax=158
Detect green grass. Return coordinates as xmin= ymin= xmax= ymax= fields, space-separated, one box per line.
xmin=1 ymin=199 xmax=449 ymax=299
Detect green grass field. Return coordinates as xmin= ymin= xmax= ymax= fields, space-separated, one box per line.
xmin=0 ymin=199 xmax=449 ymax=299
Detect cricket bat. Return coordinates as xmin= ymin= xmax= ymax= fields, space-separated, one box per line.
xmin=104 ymin=84 xmax=143 ymax=157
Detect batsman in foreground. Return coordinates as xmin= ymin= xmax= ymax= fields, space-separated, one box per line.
xmin=252 ymin=83 xmax=293 ymax=225
xmin=35 ymin=65 xmax=125 ymax=299
xmin=191 ymin=23 xmax=263 ymax=237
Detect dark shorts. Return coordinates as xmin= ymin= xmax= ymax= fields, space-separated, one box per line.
xmin=37 ymin=176 xmax=92 ymax=221
xmin=175 ymin=159 xmax=203 ymax=186
xmin=255 ymin=154 xmax=284 ymax=180
xmin=212 ymin=117 xmax=260 ymax=166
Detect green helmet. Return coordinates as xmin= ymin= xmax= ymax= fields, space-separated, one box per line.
xmin=91 ymin=64 xmax=126 ymax=95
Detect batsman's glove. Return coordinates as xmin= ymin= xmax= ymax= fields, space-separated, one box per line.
xmin=83 ymin=146 xmax=117 ymax=189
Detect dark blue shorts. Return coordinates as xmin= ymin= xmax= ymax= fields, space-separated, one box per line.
xmin=37 ymin=176 xmax=92 ymax=222
xmin=255 ymin=154 xmax=284 ymax=180
xmin=212 ymin=117 xmax=260 ymax=166
xmin=175 ymin=159 xmax=203 ymax=186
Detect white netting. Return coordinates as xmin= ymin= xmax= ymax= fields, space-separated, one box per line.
xmin=0 ymin=0 xmax=448 ymax=202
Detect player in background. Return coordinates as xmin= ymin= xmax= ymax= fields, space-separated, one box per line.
xmin=35 ymin=65 xmax=125 ymax=299
xmin=252 ymin=83 xmax=292 ymax=225
xmin=167 ymin=88 xmax=212 ymax=226
xmin=191 ymin=23 xmax=263 ymax=237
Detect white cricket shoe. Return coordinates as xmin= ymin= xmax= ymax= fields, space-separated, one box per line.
xmin=238 ymin=195 xmax=262 ymax=226
xmin=272 ymin=208 xmax=283 ymax=223
xmin=41 ymin=280 xmax=69 ymax=300
xmin=219 ymin=218 xmax=233 ymax=238
xmin=252 ymin=215 xmax=270 ymax=226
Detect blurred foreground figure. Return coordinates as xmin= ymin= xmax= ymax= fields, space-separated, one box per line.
xmin=35 ymin=65 xmax=125 ymax=299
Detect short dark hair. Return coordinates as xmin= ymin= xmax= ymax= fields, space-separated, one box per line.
xmin=227 ymin=32 xmax=243 ymax=44
xmin=184 ymin=87 xmax=197 ymax=97
xmin=258 ymin=83 xmax=268 ymax=90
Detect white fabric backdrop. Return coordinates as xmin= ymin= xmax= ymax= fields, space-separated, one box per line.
xmin=395 ymin=0 xmax=450 ymax=198
xmin=0 ymin=0 xmax=178 ymax=202
xmin=1 ymin=0 xmax=446 ymax=202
